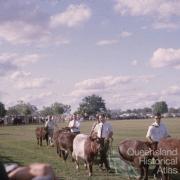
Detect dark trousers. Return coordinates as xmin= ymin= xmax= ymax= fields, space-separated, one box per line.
xmin=99 ymin=138 xmax=110 ymax=170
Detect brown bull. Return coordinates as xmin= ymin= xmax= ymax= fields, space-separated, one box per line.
xmin=35 ymin=127 xmax=48 ymax=146
xmin=156 ymin=138 xmax=180 ymax=180
xmin=118 ymin=139 xmax=157 ymax=180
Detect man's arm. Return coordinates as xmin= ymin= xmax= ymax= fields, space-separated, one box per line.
xmin=146 ymin=126 xmax=153 ymax=142
xmin=146 ymin=136 xmax=153 ymax=143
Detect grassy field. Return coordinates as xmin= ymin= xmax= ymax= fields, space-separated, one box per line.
xmin=0 ymin=118 xmax=180 ymax=180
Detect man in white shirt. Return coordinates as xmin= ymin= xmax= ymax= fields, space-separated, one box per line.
xmin=97 ymin=114 xmax=113 ymax=172
xmin=90 ymin=114 xmax=100 ymax=137
xmin=146 ymin=112 xmax=170 ymax=177
xmin=146 ymin=113 xmax=170 ymax=143
xmin=68 ymin=114 xmax=80 ymax=134
xmin=45 ymin=115 xmax=56 ymax=146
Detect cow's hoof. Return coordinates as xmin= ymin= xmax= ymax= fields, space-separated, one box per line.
xmin=88 ymin=173 xmax=92 ymax=177
xmin=76 ymin=165 xmax=79 ymax=170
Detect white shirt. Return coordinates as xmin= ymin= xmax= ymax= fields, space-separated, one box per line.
xmin=97 ymin=122 xmax=113 ymax=138
xmin=45 ymin=120 xmax=55 ymax=130
xmin=91 ymin=122 xmax=99 ymax=134
xmin=146 ymin=122 xmax=169 ymax=142
xmin=68 ymin=119 xmax=80 ymax=133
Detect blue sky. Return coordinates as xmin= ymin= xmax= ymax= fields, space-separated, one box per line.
xmin=0 ymin=0 xmax=180 ymax=111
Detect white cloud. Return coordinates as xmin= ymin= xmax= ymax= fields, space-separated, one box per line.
xmin=96 ymin=39 xmax=119 ymax=46
xmin=0 ymin=53 xmax=42 ymax=70
xmin=19 ymin=91 xmax=54 ymax=107
xmin=120 ymin=31 xmax=132 ymax=38
xmin=0 ymin=1 xmax=71 ymax=45
xmin=153 ymin=21 xmax=179 ymax=30
xmin=131 ymin=60 xmax=138 ymax=66
xmin=114 ymin=0 xmax=180 ymax=18
xmin=114 ymin=0 xmax=180 ymax=30
xmin=150 ymin=48 xmax=180 ymax=69
xmin=74 ymin=76 xmax=134 ymax=91
xmin=10 ymin=71 xmax=53 ymax=89
xmin=0 ymin=21 xmax=49 ymax=44
xmin=68 ymin=75 xmax=155 ymax=110
xmin=162 ymin=86 xmax=180 ymax=96
xmin=50 ymin=4 xmax=91 ymax=27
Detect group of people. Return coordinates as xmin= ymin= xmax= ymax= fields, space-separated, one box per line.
xmin=44 ymin=113 xmax=113 ymax=171
xmin=44 ymin=112 xmax=171 ymax=173
xmin=0 ymin=112 xmax=171 ymax=179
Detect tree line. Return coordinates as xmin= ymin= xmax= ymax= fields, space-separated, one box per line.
xmin=0 ymin=95 xmax=180 ymax=118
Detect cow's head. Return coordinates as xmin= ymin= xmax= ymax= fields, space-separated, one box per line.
xmin=89 ymin=136 xmax=101 ymax=153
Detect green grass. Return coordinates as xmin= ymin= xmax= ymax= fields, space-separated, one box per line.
xmin=0 ymin=118 xmax=180 ymax=179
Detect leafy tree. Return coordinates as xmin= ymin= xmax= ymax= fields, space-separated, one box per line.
xmin=51 ymin=102 xmax=71 ymax=115
xmin=40 ymin=106 xmax=53 ymax=117
xmin=7 ymin=101 xmax=37 ymax=116
xmin=0 ymin=102 xmax=6 ymax=117
xmin=152 ymin=101 xmax=168 ymax=115
xmin=40 ymin=102 xmax=71 ymax=116
xmin=77 ymin=94 xmax=106 ymax=116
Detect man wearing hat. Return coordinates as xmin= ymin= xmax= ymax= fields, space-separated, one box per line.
xmin=146 ymin=112 xmax=170 ymax=143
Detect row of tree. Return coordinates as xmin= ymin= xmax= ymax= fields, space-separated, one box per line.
xmin=0 ymin=95 xmax=179 ymax=118
xmin=0 ymin=101 xmax=71 ymax=117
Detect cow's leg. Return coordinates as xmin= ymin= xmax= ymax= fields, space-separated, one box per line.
xmin=62 ymin=150 xmax=66 ymax=161
xmin=59 ymin=149 xmax=62 ymax=157
xmin=37 ymin=138 xmax=39 ymax=145
xmin=136 ymin=166 xmax=144 ymax=180
xmin=84 ymin=161 xmax=87 ymax=169
xmin=162 ymin=173 xmax=169 ymax=180
xmin=56 ymin=145 xmax=59 ymax=154
xmin=40 ymin=137 xmax=43 ymax=146
xmin=87 ymin=162 xmax=93 ymax=177
xmin=161 ymin=166 xmax=169 ymax=180
xmin=63 ymin=151 xmax=69 ymax=161
xmin=143 ymin=165 xmax=149 ymax=180
xmin=45 ymin=135 xmax=48 ymax=146
xmin=75 ymin=157 xmax=79 ymax=170
xmin=152 ymin=157 xmax=160 ymax=178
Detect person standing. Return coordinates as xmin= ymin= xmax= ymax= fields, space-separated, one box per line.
xmin=146 ymin=112 xmax=171 ymax=177
xmin=68 ymin=114 xmax=80 ymax=134
xmin=45 ymin=115 xmax=56 ymax=146
xmin=97 ymin=114 xmax=113 ymax=172
xmin=90 ymin=114 xmax=100 ymax=137
xmin=146 ymin=112 xmax=170 ymax=143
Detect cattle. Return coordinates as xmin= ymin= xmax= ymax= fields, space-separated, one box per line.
xmin=118 ymin=139 xmax=157 ymax=180
xmin=72 ymin=134 xmax=101 ymax=176
xmin=53 ymin=127 xmax=71 ymax=155
xmin=35 ymin=127 xmax=48 ymax=146
xmin=156 ymin=138 xmax=180 ymax=180
xmin=57 ymin=132 xmax=76 ymax=161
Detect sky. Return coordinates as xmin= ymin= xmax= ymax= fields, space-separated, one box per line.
xmin=0 ymin=0 xmax=180 ymax=111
